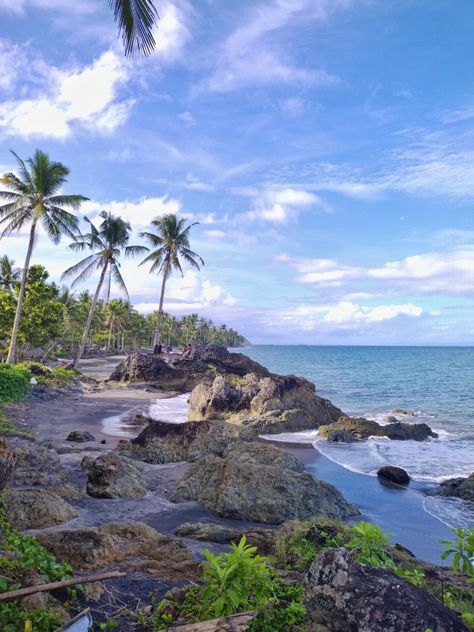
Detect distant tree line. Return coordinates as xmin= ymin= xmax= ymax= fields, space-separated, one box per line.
xmin=0 ymin=260 xmax=245 ymax=361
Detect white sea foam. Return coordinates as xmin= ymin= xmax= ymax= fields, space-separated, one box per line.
xmin=102 ymin=412 xmax=139 ymax=437
xmin=423 ymin=496 xmax=474 ymax=530
xmin=260 ymin=430 xmax=318 ymax=444
xmin=148 ymin=393 xmax=190 ymax=423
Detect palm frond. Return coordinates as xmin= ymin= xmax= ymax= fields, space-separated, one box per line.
xmin=111 ymin=262 xmax=130 ymax=300
xmin=61 ymin=254 xmax=100 ymax=281
xmin=47 ymin=194 xmax=89 ymax=209
xmin=108 ymin=0 xmax=158 ymax=58
xmin=125 ymin=244 xmax=149 ymax=257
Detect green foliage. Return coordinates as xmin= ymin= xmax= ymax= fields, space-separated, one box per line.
xmin=0 ymin=600 xmax=61 ymax=632
xmin=440 ymin=527 xmax=474 ymax=577
xmin=0 ymin=364 xmax=30 ymax=403
xmin=250 ymin=576 xmax=306 ymax=632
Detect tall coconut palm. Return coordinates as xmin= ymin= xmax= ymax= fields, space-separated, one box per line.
xmin=62 ymin=211 xmax=146 ymax=368
xmin=109 ymin=0 xmax=159 ymax=58
xmin=0 ymin=149 xmax=87 ymax=364
xmin=0 ymin=256 xmax=20 ymax=292
xmin=139 ymin=213 xmax=204 ymax=347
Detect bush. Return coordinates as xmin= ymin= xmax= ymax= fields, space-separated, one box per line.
xmin=0 ymin=365 xmax=30 ymax=403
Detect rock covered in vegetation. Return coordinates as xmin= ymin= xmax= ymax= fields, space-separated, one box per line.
xmin=171 ymin=455 xmax=359 ymax=523
xmin=318 ymin=416 xmax=437 ymax=442
xmin=86 ymin=452 xmax=147 ymax=499
xmin=431 ymin=472 xmax=474 ymax=502
xmin=188 ymin=373 xmax=344 ymax=433
xmin=303 ymin=547 xmax=469 ymax=632
xmin=65 ymin=430 xmax=95 ymax=442
xmin=109 ymin=345 xmax=269 ymax=391
xmin=174 ymin=522 xmax=276 ymax=554
xmin=36 ymin=521 xmax=199 ymax=579
xmin=376 ymin=466 xmax=410 ymax=485
xmin=116 ymin=418 xmax=255 ymax=464
xmin=2 ymin=488 xmax=79 ymax=530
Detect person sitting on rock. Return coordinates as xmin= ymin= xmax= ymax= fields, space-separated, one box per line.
xmin=154 ymin=343 xmax=163 ymax=354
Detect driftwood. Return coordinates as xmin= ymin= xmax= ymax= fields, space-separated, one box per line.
xmin=163 ymin=611 xmax=257 ymax=632
xmin=0 ymin=570 xmax=126 ymax=601
xmin=0 ymin=438 xmax=15 ymax=491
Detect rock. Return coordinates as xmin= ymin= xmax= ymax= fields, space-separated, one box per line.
xmin=376 ymin=466 xmax=410 ymax=485
xmin=318 ymin=417 xmax=438 ymax=442
xmin=223 ymin=441 xmax=305 ymax=472
xmin=393 ymin=408 xmax=414 ymax=416
xmin=66 ymin=431 xmax=96 ymax=443
xmin=11 ymin=444 xmax=67 ymax=490
xmin=431 ymin=472 xmax=474 ymax=502
xmin=188 ymin=373 xmax=344 ymax=433
xmin=117 ymin=418 xmax=255 ymax=464
xmin=304 ymin=547 xmax=468 ymax=631
xmin=86 ymin=453 xmax=147 ymax=499
xmin=171 ymin=455 xmax=359 ymax=524
xmin=384 ymin=421 xmax=438 ymax=441
xmin=36 ymin=521 xmax=200 ymax=579
xmin=2 ymin=488 xmax=78 ymax=530
xmin=109 ymin=346 xmax=269 ymax=391
xmin=174 ymin=522 xmax=276 ymax=554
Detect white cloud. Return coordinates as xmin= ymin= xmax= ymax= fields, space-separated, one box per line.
xmin=151 ymin=0 xmax=193 ymax=63
xmin=81 ymin=195 xmax=183 ymax=229
xmin=0 ymin=0 xmax=96 ymax=15
xmin=203 ymin=0 xmax=343 ymax=92
xmin=245 ymin=187 xmax=325 ymax=223
xmin=0 ymin=50 xmax=132 ymax=139
xmin=178 ymin=111 xmax=196 ymax=126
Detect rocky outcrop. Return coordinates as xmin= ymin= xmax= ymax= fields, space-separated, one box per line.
xmin=318 ymin=416 xmax=438 ymax=442
xmin=377 ymin=466 xmax=410 ymax=485
xmin=66 ymin=431 xmax=95 ymax=443
xmin=86 ymin=453 xmax=147 ymax=499
xmin=430 ymin=472 xmax=474 ymax=502
xmin=36 ymin=521 xmax=200 ymax=580
xmin=116 ymin=418 xmax=255 ymax=464
xmin=188 ymin=373 xmax=344 ymax=433
xmin=174 ymin=522 xmax=276 ymax=554
xmin=2 ymin=488 xmax=78 ymax=530
xmin=223 ymin=441 xmax=305 ymax=472
xmin=303 ymin=547 xmax=468 ymax=631
xmin=109 ymin=345 xmax=268 ymax=391
xmin=171 ymin=455 xmax=359 ymax=523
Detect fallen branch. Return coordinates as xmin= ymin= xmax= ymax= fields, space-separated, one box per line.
xmin=0 ymin=570 xmax=126 ymax=601
xmin=163 ymin=611 xmax=257 ymax=631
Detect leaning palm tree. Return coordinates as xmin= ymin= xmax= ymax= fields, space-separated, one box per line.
xmin=0 ymin=149 xmax=87 ymax=364
xmin=140 ymin=213 xmax=204 ymax=347
xmin=0 ymin=256 xmax=20 ymax=292
xmin=109 ymin=0 xmax=159 ymax=58
xmin=62 ymin=211 xmax=146 ymax=368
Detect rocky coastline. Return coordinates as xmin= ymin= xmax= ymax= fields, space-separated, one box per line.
xmin=0 ymin=346 xmax=472 ymax=631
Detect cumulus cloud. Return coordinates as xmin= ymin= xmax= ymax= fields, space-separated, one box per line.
xmin=245 ymin=187 xmax=326 ymax=223
xmin=0 ymin=49 xmax=132 ymax=139
xmin=81 ymin=195 xmax=183 ymax=229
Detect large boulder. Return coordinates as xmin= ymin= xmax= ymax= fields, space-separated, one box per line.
xmin=318 ymin=416 xmax=437 ymax=442
xmin=188 ymin=373 xmax=344 ymax=433
xmin=431 ymin=472 xmax=474 ymax=502
xmin=109 ymin=346 xmax=269 ymax=391
xmin=66 ymin=431 xmax=95 ymax=443
xmin=223 ymin=441 xmax=305 ymax=472
xmin=36 ymin=521 xmax=199 ymax=580
xmin=376 ymin=466 xmax=410 ymax=485
xmin=116 ymin=418 xmax=255 ymax=464
xmin=304 ymin=547 xmax=468 ymax=631
xmin=86 ymin=453 xmax=147 ymax=499
xmin=171 ymin=455 xmax=359 ymax=524
xmin=174 ymin=522 xmax=276 ymax=554
xmin=2 ymin=488 xmax=78 ymax=530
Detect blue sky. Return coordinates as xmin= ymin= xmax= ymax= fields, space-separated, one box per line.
xmin=1 ymin=0 xmax=473 ymax=344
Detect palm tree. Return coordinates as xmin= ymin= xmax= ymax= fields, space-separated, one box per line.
xmin=0 ymin=256 xmax=20 ymax=292
xmin=109 ymin=0 xmax=159 ymax=58
xmin=0 ymin=149 xmax=87 ymax=364
xmin=139 ymin=213 xmax=204 ymax=347
xmin=62 ymin=211 xmax=146 ymax=368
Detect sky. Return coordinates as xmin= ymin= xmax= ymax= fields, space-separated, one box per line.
xmin=1 ymin=0 xmax=473 ymax=345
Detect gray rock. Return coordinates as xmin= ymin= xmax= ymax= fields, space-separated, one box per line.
xmin=86 ymin=453 xmax=147 ymax=499
xmin=66 ymin=431 xmax=96 ymax=443
xmin=171 ymin=455 xmax=359 ymax=524
xmin=174 ymin=522 xmax=276 ymax=553
xmin=223 ymin=441 xmax=305 ymax=472
xmin=431 ymin=472 xmax=474 ymax=502
xmin=318 ymin=417 xmax=437 ymax=442
xmin=304 ymin=547 xmax=468 ymax=631
xmin=377 ymin=466 xmax=410 ymax=485
xmin=3 ymin=488 xmax=78 ymax=530
xmin=384 ymin=421 xmax=438 ymax=441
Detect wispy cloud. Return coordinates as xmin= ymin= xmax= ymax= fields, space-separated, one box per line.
xmin=243 ymin=186 xmax=328 ymax=223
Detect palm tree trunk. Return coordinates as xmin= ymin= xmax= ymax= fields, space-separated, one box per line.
xmin=106 ymin=264 xmax=112 ymax=304
xmin=153 ymin=262 xmax=169 ymax=347
xmin=107 ymin=317 xmax=114 ymax=351
xmin=6 ymin=220 xmax=37 ymax=364
xmin=72 ymin=262 xmax=109 ymax=369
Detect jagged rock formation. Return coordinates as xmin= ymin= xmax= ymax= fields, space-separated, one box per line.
xmin=304 ymin=547 xmax=469 ymax=631
xmin=430 ymin=471 xmax=474 ymax=502
xmin=3 ymin=488 xmax=78 ymax=530
xmin=188 ymin=373 xmax=343 ymax=433
xmin=171 ymin=455 xmax=359 ymax=523
xmin=86 ymin=452 xmax=147 ymax=499
xmin=318 ymin=416 xmax=437 ymax=442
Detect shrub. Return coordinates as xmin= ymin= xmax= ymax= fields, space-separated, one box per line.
xmin=0 ymin=365 xmax=30 ymax=403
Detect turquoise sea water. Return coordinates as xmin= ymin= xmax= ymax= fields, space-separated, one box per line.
xmin=241 ymin=345 xmax=474 ymax=532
